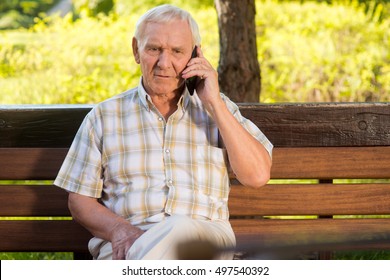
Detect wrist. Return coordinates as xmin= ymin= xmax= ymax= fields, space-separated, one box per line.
xmin=109 ymin=216 xmax=128 ymax=239
xmin=204 ymin=95 xmax=225 ymax=116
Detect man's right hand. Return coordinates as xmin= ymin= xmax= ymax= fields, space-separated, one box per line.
xmin=68 ymin=192 xmax=144 ymax=260
xmin=110 ymin=219 xmax=145 ymax=259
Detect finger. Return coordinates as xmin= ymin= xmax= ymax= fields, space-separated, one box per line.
xmin=182 ymin=63 xmax=206 ymax=78
xmin=196 ymin=46 xmax=204 ymax=58
xmin=113 ymin=246 xmax=126 ymax=260
xmin=183 ymin=68 xmax=208 ymax=80
xmin=112 ymin=250 xmax=118 ymax=260
xmin=117 ymin=250 xmax=126 ymax=260
xmin=195 ymin=48 xmax=213 ymax=68
xmin=199 ymin=72 xmax=208 ymax=80
xmin=187 ymin=57 xmax=203 ymax=67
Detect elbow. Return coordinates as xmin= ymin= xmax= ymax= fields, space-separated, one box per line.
xmin=244 ymin=173 xmax=270 ymax=188
xmin=240 ymin=162 xmax=272 ymax=188
xmin=258 ymin=171 xmax=271 ymax=188
xmin=67 ymin=192 xmax=79 ymax=220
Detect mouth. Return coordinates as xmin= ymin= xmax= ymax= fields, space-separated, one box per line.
xmin=154 ymin=74 xmax=171 ymax=79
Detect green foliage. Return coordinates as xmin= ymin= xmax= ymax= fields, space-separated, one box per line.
xmin=334 ymin=250 xmax=390 ymax=260
xmin=0 ymin=0 xmax=58 ymax=29
xmin=0 ymin=0 xmax=389 ymax=105
xmin=0 ymin=252 xmax=73 ymax=260
xmin=0 ymin=13 xmax=138 ymax=103
xmin=73 ymin=0 xmax=115 ymax=17
xmin=0 ymin=0 xmax=218 ymax=104
xmin=114 ymin=0 xmax=213 ymax=15
xmin=256 ymin=0 xmax=390 ymax=102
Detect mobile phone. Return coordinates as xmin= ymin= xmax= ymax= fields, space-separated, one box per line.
xmin=185 ymin=46 xmax=198 ymax=96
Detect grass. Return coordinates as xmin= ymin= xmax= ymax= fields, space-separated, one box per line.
xmin=334 ymin=250 xmax=390 ymax=260
xmin=0 ymin=252 xmax=73 ymax=260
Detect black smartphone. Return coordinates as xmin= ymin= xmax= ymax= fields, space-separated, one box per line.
xmin=185 ymin=46 xmax=198 ymax=96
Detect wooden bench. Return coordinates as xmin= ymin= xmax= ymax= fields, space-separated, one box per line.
xmin=1 ymin=103 xmax=390 ymax=259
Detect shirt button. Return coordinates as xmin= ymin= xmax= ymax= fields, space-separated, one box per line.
xmin=158 ymin=117 xmax=163 ymax=121
xmin=165 ymin=149 xmax=170 ymax=154
xmin=168 ymin=179 xmax=173 ymax=184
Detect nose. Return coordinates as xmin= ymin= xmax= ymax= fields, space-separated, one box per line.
xmin=157 ymin=50 xmax=171 ymax=69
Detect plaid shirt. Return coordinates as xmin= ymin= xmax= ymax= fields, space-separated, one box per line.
xmin=54 ymin=82 xmax=273 ymax=225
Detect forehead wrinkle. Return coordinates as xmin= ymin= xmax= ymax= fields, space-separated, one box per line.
xmin=141 ymin=20 xmax=192 ymax=51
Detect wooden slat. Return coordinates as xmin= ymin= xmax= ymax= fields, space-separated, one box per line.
xmin=0 ymin=105 xmax=92 ymax=148
xmin=229 ymin=183 xmax=390 ymax=216
xmin=0 ymin=220 xmax=92 ymax=252
xmin=2 ymin=183 xmax=389 ymax=217
xmin=1 ymin=103 xmax=390 ymax=148
xmin=0 ymin=148 xmax=68 ymax=180
xmin=0 ymin=185 xmax=70 ymax=216
xmin=1 ymin=219 xmax=388 ymax=254
xmin=231 ymin=218 xmax=390 ymax=251
xmin=2 ymin=146 xmax=390 ymax=181
xmin=239 ymin=102 xmax=390 ymax=147
xmin=271 ymin=146 xmax=390 ymax=179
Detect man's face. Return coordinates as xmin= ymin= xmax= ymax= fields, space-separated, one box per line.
xmin=133 ymin=19 xmax=194 ymax=97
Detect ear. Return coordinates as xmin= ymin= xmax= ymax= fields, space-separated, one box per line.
xmin=132 ymin=37 xmax=140 ymax=64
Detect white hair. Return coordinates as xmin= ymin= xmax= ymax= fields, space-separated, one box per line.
xmin=134 ymin=4 xmax=201 ymax=49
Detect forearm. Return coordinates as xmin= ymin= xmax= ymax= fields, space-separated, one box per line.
xmin=68 ymin=192 xmax=144 ymax=259
xmin=208 ymin=99 xmax=272 ymax=188
xmin=183 ymin=47 xmax=271 ymax=187
xmin=68 ymin=192 xmax=134 ymax=241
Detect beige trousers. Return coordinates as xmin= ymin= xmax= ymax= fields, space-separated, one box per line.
xmin=89 ymin=215 xmax=236 ymax=260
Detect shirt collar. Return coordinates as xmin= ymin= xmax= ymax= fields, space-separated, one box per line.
xmin=137 ymin=77 xmax=151 ymax=111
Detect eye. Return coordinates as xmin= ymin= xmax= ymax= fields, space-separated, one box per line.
xmin=172 ymin=49 xmax=185 ymax=58
xmin=145 ymin=47 xmax=160 ymax=56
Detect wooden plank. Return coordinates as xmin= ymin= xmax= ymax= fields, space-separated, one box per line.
xmin=0 ymin=105 xmax=92 ymax=148
xmin=229 ymin=183 xmax=390 ymax=216
xmin=271 ymin=146 xmax=390 ymax=179
xmin=0 ymin=220 xmax=92 ymax=252
xmin=3 ymin=181 xmax=389 ymax=217
xmin=0 ymin=148 xmax=68 ymax=180
xmin=1 ymin=146 xmax=389 ymax=180
xmin=1 ymin=219 xmax=388 ymax=255
xmin=0 ymin=185 xmax=70 ymax=216
xmin=1 ymin=103 xmax=390 ymax=148
xmin=239 ymin=102 xmax=390 ymax=147
xmin=231 ymin=218 xmax=390 ymax=251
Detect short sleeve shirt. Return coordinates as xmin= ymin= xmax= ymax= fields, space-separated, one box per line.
xmin=54 ymin=82 xmax=273 ymax=225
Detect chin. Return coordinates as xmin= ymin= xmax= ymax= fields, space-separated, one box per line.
xmin=151 ymin=84 xmax=181 ymax=95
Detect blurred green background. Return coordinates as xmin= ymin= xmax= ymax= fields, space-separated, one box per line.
xmin=0 ymin=0 xmax=389 ymax=104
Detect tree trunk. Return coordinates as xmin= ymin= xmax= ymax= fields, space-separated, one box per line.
xmin=215 ymin=0 xmax=261 ymax=102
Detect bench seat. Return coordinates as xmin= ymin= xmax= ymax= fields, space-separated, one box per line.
xmin=1 ymin=103 xmax=390 ymax=259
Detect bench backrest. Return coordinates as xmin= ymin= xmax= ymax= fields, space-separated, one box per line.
xmin=1 ymin=103 xmax=390 ymax=257
xmin=0 ymin=106 xmax=93 ymax=258
xmin=229 ymin=103 xmax=390 ymax=254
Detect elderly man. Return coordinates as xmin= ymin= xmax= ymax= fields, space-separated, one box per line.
xmin=54 ymin=4 xmax=272 ymax=260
